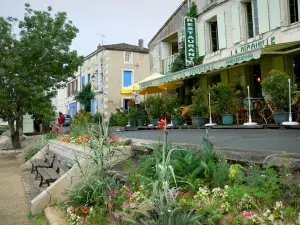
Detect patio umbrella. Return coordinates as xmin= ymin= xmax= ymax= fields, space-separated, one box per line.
xmin=120 ymin=83 xmax=140 ymax=96
xmin=139 ymin=80 xmax=184 ymax=95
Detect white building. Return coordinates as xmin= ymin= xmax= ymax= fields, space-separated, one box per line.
xmin=52 ymin=40 xmax=150 ymax=117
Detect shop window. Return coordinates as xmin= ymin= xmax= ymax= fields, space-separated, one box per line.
xmin=210 ymin=20 xmax=219 ymax=52
xmin=245 ymin=0 xmax=259 ymax=39
xmin=290 ymin=0 xmax=299 ymax=24
xmin=171 ymin=42 xmax=179 ymax=55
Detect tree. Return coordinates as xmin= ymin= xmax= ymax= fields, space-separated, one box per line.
xmin=75 ymin=83 xmax=95 ymax=112
xmin=0 ymin=4 xmax=83 ymax=149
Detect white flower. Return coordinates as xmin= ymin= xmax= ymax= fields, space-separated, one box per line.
xmin=274 ymin=201 xmax=283 ymax=210
xmin=224 ymin=185 xmax=229 ymax=189
xmin=167 ymin=209 xmax=171 ymax=213
xmin=268 ymin=214 xmax=275 ymax=222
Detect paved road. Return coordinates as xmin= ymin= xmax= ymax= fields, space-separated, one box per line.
xmin=0 ymin=153 xmax=32 ymax=225
xmin=123 ymin=129 xmax=300 ymax=153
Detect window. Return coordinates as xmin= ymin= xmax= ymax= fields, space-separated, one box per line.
xmin=88 ymin=73 xmax=91 ymax=84
xmin=210 ymin=21 xmax=219 ymax=52
xmin=245 ymin=0 xmax=259 ymax=39
xmin=67 ymin=79 xmax=78 ymax=97
xmin=124 ymin=52 xmax=132 ymax=64
xmin=123 ymin=70 xmax=132 ymax=87
xmin=290 ymin=0 xmax=299 ymax=23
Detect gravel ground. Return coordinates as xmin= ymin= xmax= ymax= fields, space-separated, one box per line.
xmin=0 ymin=153 xmax=32 ymax=225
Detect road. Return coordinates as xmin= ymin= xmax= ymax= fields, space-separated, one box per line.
xmin=123 ymin=129 xmax=300 ymax=153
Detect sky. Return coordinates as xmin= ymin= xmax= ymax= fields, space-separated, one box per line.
xmin=1 ymin=0 xmax=183 ymax=56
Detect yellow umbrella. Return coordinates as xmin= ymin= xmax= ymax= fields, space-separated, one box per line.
xmin=139 ymin=80 xmax=183 ymax=95
xmin=120 ymin=83 xmax=140 ymax=96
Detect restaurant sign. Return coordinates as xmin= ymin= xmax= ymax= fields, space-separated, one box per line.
xmin=184 ymin=17 xmax=197 ymax=67
xmin=232 ymin=37 xmax=276 ymax=55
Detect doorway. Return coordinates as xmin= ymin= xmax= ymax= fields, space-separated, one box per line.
xmin=293 ymin=55 xmax=300 ymax=90
xmin=249 ymin=64 xmax=262 ymax=97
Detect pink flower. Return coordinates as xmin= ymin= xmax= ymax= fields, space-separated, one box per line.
xmin=242 ymin=211 xmax=253 ymax=219
xmin=114 ymin=190 xmax=119 ymax=194
xmin=80 ymin=216 xmax=85 ymax=221
xmin=130 ymin=203 xmax=135 ymax=208
xmin=127 ymin=191 xmax=133 ymax=197
xmin=108 ymin=203 xmax=113 ymax=208
xmin=123 ymin=202 xmax=128 ymax=208
xmin=113 ymin=194 xmax=117 ymax=198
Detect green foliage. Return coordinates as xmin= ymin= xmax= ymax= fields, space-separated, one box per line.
xmin=136 ymin=102 xmax=147 ymax=120
xmin=110 ymin=109 xmax=128 ymax=126
xmin=93 ymin=112 xmax=103 ymax=124
xmin=170 ymin=43 xmax=186 ymax=73
xmin=190 ymin=86 xmax=208 ymax=117
xmin=0 ymin=4 xmax=83 ymax=148
xmin=74 ymin=83 xmax=95 ymax=112
xmin=212 ymin=160 xmax=229 ymax=188
xmin=187 ymin=1 xmax=198 ymax=17
xmin=261 ymin=70 xmax=295 ymax=112
xmin=145 ymin=95 xmax=163 ymax=119
xmin=210 ymin=83 xmax=234 ymax=114
xmin=163 ymin=94 xmax=182 ymax=118
xmin=27 ymin=211 xmax=46 ymax=225
xmin=25 ymin=148 xmax=40 ymax=161
xmin=128 ymin=106 xmax=138 ymax=121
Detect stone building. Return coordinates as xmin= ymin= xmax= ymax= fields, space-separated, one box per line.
xmin=52 ymin=40 xmax=149 ymax=117
xmin=144 ymin=0 xmax=300 ymax=103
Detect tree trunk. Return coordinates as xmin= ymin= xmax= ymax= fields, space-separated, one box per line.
xmin=8 ymin=119 xmax=21 ymax=149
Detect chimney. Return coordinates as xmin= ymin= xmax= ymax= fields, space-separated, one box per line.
xmin=138 ymin=39 xmax=144 ymax=49
xmin=97 ymin=44 xmax=101 ymax=49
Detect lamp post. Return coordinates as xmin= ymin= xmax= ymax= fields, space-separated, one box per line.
xmin=244 ymin=86 xmax=258 ymax=126
xmin=205 ymin=93 xmax=217 ymax=127
xmin=282 ymin=79 xmax=299 ymax=125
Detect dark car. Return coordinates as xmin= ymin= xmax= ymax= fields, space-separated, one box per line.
xmin=63 ymin=114 xmax=72 ymax=127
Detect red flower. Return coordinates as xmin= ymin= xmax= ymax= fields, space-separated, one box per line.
xmin=227 ymin=216 xmax=233 ymax=222
xmin=157 ymin=119 xmax=166 ymax=130
xmin=81 ymin=206 xmax=89 ymax=214
xmin=127 ymin=191 xmax=133 ymax=197
xmin=55 ymin=127 xmax=59 ymax=132
xmin=242 ymin=211 xmax=253 ymax=218
xmin=72 ymin=208 xmax=77 ymax=214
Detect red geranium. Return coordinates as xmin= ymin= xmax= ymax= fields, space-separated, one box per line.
xmin=227 ymin=216 xmax=233 ymax=222
xmin=55 ymin=127 xmax=59 ymax=132
xmin=157 ymin=119 xmax=166 ymax=130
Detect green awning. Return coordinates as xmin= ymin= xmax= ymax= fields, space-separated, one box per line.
xmin=140 ymin=49 xmax=261 ymax=88
xmin=262 ymin=41 xmax=300 ymax=53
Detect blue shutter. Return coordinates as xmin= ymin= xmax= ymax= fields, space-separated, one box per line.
xmin=95 ymin=71 xmax=99 ymax=89
xmin=90 ymin=98 xmax=94 ymax=115
xmin=81 ymin=76 xmax=85 ymax=87
xmin=123 ymin=71 xmax=132 ymax=87
xmin=96 ymin=98 xmax=99 ymax=113
xmin=88 ymin=73 xmax=91 ymax=84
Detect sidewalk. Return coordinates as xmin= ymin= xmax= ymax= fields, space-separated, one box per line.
xmin=0 ymin=153 xmax=32 ymax=225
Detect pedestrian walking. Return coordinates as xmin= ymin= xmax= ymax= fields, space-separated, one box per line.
xmin=57 ymin=112 xmax=65 ymax=132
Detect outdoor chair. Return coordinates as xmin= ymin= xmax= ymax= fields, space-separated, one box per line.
xmin=233 ymin=97 xmax=248 ymax=124
xmin=30 ymin=151 xmax=55 ymax=174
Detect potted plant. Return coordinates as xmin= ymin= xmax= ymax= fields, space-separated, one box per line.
xmin=190 ymin=86 xmax=208 ymax=126
xmin=261 ymin=70 xmax=295 ymax=124
xmin=145 ymin=95 xmax=163 ymax=126
xmin=210 ymin=83 xmax=234 ymax=125
xmin=136 ymin=102 xmax=147 ymax=127
xmin=164 ymin=94 xmax=183 ymax=126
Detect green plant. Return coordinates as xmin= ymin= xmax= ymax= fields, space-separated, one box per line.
xmin=27 ymin=211 xmax=46 ymax=225
xmin=128 ymin=106 xmax=138 ymax=121
xmin=212 ymin=160 xmax=230 ymax=188
xmin=25 ymin=148 xmax=40 ymax=161
xmin=164 ymin=94 xmax=182 ymax=118
xmin=210 ymin=83 xmax=234 ymax=115
xmin=110 ymin=109 xmax=128 ymax=126
xmin=136 ymin=102 xmax=147 ymax=120
xmin=186 ymin=1 xmax=198 ymax=17
xmin=261 ymin=70 xmax=295 ymax=112
xmin=145 ymin=95 xmax=163 ymax=119
xmin=75 ymin=83 xmax=95 ymax=112
xmin=190 ymin=86 xmax=207 ymax=117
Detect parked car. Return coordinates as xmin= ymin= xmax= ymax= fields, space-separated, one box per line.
xmin=63 ymin=114 xmax=72 ymax=127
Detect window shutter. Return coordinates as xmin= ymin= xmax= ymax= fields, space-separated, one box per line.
xmin=198 ymin=22 xmax=205 ymax=56
xmin=257 ymin=0 xmax=270 ymax=34
xmin=232 ymin=3 xmax=241 ymax=44
xmin=123 ymin=71 xmax=132 ymax=87
xmin=96 ymin=98 xmax=99 ymax=113
xmin=95 ymin=71 xmax=99 ymax=89
xmin=90 ymin=99 xmax=94 ymax=115
xmin=81 ymin=76 xmax=85 ymax=87
xmin=217 ymin=11 xmax=227 ymax=49
xmin=298 ymin=0 xmax=300 ymax=22
xmin=268 ymin=0 xmax=280 ymax=30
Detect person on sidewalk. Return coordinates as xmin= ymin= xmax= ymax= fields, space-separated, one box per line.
xmin=57 ymin=112 xmax=65 ymax=132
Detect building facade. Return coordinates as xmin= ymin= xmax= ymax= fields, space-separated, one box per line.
xmin=52 ymin=40 xmax=149 ymax=117
xmin=146 ymin=0 xmax=300 ymax=101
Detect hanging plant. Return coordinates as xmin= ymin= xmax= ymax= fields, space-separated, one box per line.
xmin=186 ymin=2 xmax=198 ymax=18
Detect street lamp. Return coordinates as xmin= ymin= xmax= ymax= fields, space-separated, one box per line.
xmin=91 ymin=73 xmax=96 ymax=82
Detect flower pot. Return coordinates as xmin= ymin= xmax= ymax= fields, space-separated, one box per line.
xmin=192 ymin=117 xmax=206 ymax=126
xmin=129 ymin=120 xmax=137 ymax=127
xmin=137 ymin=119 xmax=144 ymax=127
xmin=151 ymin=119 xmax=159 ymax=126
xmin=273 ymin=112 xmax=289 ymax=124
xmin=222 ymin=114 xmax=234 ymax=125
xmin=171 ymin=118 xmax=184 ymax=126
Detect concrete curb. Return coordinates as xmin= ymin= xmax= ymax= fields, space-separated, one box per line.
xmin=129 ymin=138 xmax=300 ymax=168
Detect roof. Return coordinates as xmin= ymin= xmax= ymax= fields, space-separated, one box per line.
xmin=85 ymin=43 xmax=148 ymax=60
xmin=149 ymin=0 xmax=187 ymax=45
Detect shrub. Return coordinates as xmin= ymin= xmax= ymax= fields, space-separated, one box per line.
xmin=110 ymin=109 xmax=128 ymax=126
xmin=210 ymin=83 xmax=234 ymax=115
xmin=145 ymin=95 xmax=163 ymax=119
xmin=190 ymin=86 xmax=207 ymax=117
xmin=163 ymin=94 xmax=182 ymax=119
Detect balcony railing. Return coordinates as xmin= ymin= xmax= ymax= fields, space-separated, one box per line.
xmin=162 ymin=53 xmax=179 ymax=74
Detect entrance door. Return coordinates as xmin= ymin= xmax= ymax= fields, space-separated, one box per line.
xmin=249 ymin=64 xmax=262 ymax=97
xmin=294 ymin=55 xmax=300 ymax=90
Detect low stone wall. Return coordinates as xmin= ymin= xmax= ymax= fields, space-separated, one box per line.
xmin=21 ymin=140 xmax=132 ymax=215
